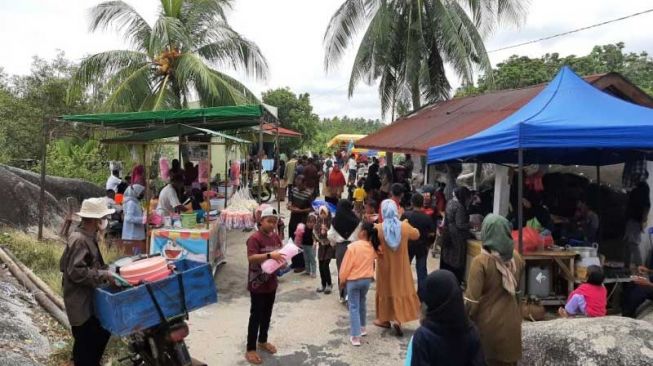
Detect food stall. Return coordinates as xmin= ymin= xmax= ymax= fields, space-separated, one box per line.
xmin=56 ymin=105 xmax=278 ymax=272
xmin=429 ymin=67 xmax=653 ymax=304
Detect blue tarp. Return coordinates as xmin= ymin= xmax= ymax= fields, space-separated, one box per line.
xmin=427 ymin=66 xmax=653 ymax=166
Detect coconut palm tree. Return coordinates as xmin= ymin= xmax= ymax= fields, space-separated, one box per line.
xmin=324 ymin=0 xmax=527 ymax=118
xmin=70 ymin=0 xmax=269 ymax=111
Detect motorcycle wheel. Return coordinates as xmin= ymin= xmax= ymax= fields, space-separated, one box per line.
xmin=259 ymin=188 xmax=271 ymax=203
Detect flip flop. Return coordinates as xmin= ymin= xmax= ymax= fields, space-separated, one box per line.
xmin=258 ymin=342 xmax=277 ymax=354
xmin=245 ymin=351 xmax=262 ymax=365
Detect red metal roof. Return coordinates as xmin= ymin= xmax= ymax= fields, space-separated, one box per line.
xmin=260 ymin=123 xmax=302 ymax=138
xmin=356 ymin=74 xmax=646 ymax=155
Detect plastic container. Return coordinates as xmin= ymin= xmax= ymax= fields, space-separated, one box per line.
xmin=527 ymin=266 xmax=551 ymax=298
xmin=210 ymin=198 xmax=225 ymax=210
xmin=180 ymin=213 xmax=197 ymax=228
xmin=119 ymin=256 xmax=172 ymax=285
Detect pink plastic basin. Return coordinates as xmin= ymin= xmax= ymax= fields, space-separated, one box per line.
xmin=120 ymin=257 xmax=167 ymax=277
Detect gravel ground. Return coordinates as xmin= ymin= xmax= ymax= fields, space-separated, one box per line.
xmin=0 ymin=266 xmax=57 ymax=366
xmin=186 ymin=202 xmax=440 ymax=365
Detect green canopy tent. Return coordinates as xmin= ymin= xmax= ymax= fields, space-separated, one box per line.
xmin=60 ymin=105 xmax=275 ymax=131
xmin=38 ymin=105 xmax=277 ymax=241
xmin=101 ymin=124 xmax=251 ymax=145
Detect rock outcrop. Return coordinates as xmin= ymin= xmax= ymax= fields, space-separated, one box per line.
xmin=521 ymin=317 xmax=653 ymax=366
xmin=0 ymin=164 xmax=103 ymax=229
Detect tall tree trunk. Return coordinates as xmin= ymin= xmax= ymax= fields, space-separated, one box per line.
xmin=410 ymin=81 xmax=421 ymax=110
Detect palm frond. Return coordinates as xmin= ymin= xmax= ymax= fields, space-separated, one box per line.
xmin=182 ymin=0 xmax=233 ymax=35
xmin=323 ymin=0 xmax=380 ymax=72
xmin=103 ymin=63 xmax=153 ymax=111
xmin=450 ymin=2 xmax=493 ymax=81
xmin=195 ymin=33 xmax=269 ymax=81
xmin=69 ymin=50 xmax=148 ymax=102
xmin=160 ymin=0 xmax=184 ymax=18
xmin=459 ymin=0 xmax=528 ymax=33
xmin=428 ymin=0 xmax=475 ymax=84
xmin=89 ymin=1 xmax=152 ymax=53
xmin=150 ymin=16 xmax=192 ymax=53
xmin=209 ymin=70 xmax=260 ymax=104
xmin=348 ymin=2 xmax=395 ymax=97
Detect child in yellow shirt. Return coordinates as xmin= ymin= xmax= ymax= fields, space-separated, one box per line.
xmin=353 ymin=180 xmax=366 ymax=215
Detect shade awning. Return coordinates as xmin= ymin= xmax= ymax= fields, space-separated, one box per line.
xmin=256 ymin=123 xmax=302 ymax=138
xmin=102 ymin=124 xmax=251 ymax=144
xmin=326 ymin=134 xmax=367 ymax=148
xmin=60 ymin=105 xmax=274 ymax=131
xmin=427 ymin=66 xmax=653 ymax=166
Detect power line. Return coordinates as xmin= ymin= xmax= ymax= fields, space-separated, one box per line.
xmin=488 ymin=8 xmax=653 ymax=53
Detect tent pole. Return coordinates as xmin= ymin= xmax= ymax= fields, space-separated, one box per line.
xmin=257 ymin=118 xmax=263 ymax=204
xmin=224 ymin=147 xmax=228 ymax=209
xmin=37 ymin=117 xmax=50 ymax=241
xmin=597 ymin=164 xmax=602 ymax=243
xmin=177 ymin=124 xmax=182 ymax=163
xmin=207 ymin=142 xmax=212 ymax=229
xmin=518 ymin=148 xmax=524 ymax=254
xmin=275 ymin=122 xmax=281 ymax=214
xmin=144 ymin=144 xmax=151 ymax=254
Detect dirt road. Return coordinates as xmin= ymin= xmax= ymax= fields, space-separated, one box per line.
xmin=186 ymin=204 xmax=439 ymax=365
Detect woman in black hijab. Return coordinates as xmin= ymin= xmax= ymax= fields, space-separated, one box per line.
xmin=329 ymin=199 xmax=362 ymax=302
xmin=406 ymin=270 xmax=484 ymax=365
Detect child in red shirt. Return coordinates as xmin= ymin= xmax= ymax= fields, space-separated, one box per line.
xmin=245 ymin=207 xmax=285 ymax=364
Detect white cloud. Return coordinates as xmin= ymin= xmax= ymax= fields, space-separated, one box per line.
xmin=2 ymin=0 xmax=653 ymax=122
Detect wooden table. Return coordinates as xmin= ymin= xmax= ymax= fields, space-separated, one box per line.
xmin=466 ymin=240 xmax=578 ymax=297
xmin=523 ymin=250 xmax=577 ymax=295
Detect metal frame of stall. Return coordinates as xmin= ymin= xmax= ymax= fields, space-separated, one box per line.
xmin=41 ymin=106 xmax=278 ymax=256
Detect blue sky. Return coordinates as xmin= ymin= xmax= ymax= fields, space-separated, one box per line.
xmin=2 ymin=0 xmax=652 ymax=121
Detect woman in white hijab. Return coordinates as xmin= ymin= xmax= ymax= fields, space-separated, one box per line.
xmin=121 ymin=184 xmax=147 ymax=254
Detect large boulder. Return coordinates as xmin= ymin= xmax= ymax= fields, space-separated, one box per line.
xmin=636 ymin=301 xmax=653 ymax=325
xmin=521 ymin=317 xmax=653 ymax=366
xmin=0 ymin=164 xmax=103 ymax=230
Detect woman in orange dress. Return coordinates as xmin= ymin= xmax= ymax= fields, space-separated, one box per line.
xmin=374 ymin=200 xmax=421 ymax=336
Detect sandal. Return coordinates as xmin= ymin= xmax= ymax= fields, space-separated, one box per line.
xmin=245 ymin=351 xmax=262 ymax=364
xmin=258 ymin=342 xmax=278 ymax=354
xmin=373 ymin=320 xmax=391 ymax=329
xmin=393 ymin=322 xmax=404 ymax=337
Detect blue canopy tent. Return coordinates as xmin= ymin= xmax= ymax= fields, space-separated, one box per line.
xmin=427 ymin=66 xmax=653 ymax=252
xmin=427 ymin=66 xmax=653 ymax=166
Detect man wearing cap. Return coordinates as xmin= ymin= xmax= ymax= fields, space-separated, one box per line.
xmin=60 ymin=197 xmax=115 ymax=365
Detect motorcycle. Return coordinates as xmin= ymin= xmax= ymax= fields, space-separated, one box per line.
xmin=121 ymin=315 xmax=202 ymax=366
xmin=249 ymin=170 xmax=272 ymax=203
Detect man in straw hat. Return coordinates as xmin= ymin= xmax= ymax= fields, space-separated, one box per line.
xmin=59 ymin=197 xmax=116 ymax=365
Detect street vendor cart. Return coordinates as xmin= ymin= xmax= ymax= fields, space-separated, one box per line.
xmin=150 ymin=219 xmax=227 ymax=273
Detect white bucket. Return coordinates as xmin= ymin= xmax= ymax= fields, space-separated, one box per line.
xmin=217 ymin=185 xmax=232 ymax=196
xmin=210 ymin=198 xmax=225 ymax=210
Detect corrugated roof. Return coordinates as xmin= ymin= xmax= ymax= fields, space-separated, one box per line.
xmin=356 ymin=73 xmax=651 ymax=155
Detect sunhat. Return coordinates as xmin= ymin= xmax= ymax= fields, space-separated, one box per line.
xmin=75 ymin=197 xmax=115 ymax=219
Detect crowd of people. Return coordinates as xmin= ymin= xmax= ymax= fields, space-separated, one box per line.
xmin=243 ymin=151 xmax=531 ymax=365
xmin=58 ymin=151 xmax=653 ymax=365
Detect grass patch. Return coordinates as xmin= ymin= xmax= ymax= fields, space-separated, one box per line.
xmin=1 ymin=228 xmax=123 ymax=296
xmin=0 ymin=228 xmax=129 ymax=364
